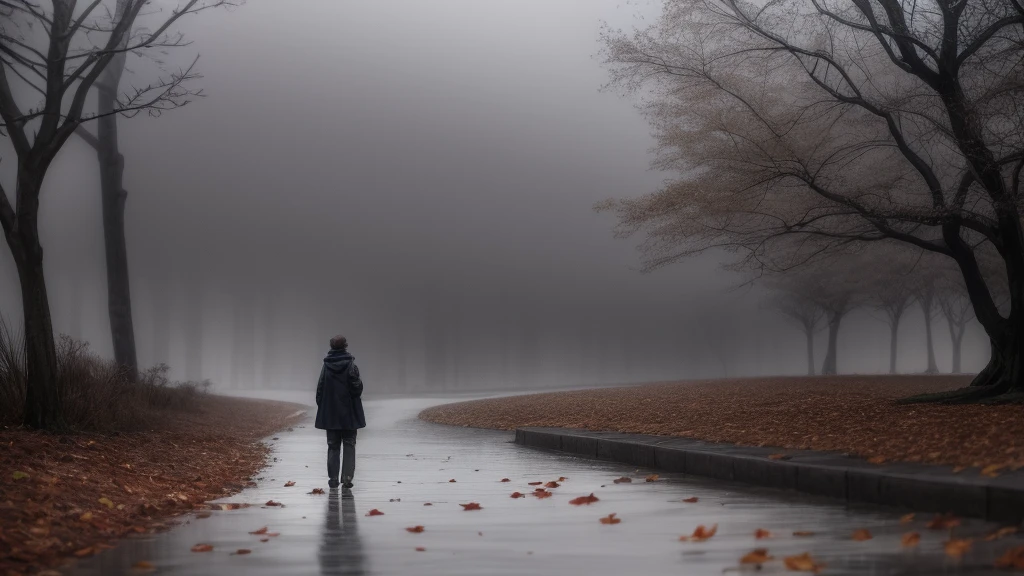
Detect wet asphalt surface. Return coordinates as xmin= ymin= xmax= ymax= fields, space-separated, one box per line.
xmin=66 ymin=394 xmax=1024 ymax=575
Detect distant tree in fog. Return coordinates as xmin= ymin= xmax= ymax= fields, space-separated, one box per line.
xmin=865 ymin=249 xmax=918 ymax=374
xmin=937 ymin=275 xmax=975 ymax=374
xmin=599 ymin=0 xmax=1024 ymax=402
xmin=0 ymin=0 xmax=231 ymax=429
xmin=764 ymin=278 xmax=824 ymax=376
xmin=912 ymin=272 xmax=942 ymax=375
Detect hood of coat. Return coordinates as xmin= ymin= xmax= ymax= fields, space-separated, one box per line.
xmin=323 ymin=349 xmax=354 ymax=372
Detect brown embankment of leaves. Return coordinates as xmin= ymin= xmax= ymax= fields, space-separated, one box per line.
xmin=420 ymin=375 xmax=1024 ymax=471
xmin=0 ymin=394 xmax=304 ymax=575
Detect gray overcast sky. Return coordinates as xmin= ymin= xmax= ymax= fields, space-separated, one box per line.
xmin=0 ymin=0 xmax=987 ymax=390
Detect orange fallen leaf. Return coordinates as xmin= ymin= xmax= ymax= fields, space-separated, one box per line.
xmin=250 ymin=526 xmax=269 ymax=535
xmin=682 ymin=497 xmax=699 ymax=503
xmin=792 ymin=531 xmax=815 ymax=537
xmin=132 ymin=560 xmax=155 ymax=570
xmin=233 ymin=549 xmax=252 ymax=555
xmin=415 ymin=547 xmax=426 ymax=552
xmin=679 ymin=524 xmax=718 ymax=542
xmin=558 ymin=477 xmax=568 ymax=481
xmin=265 ymin=532 xmax=280 ymax=537
xmin=741 ymin=548 xmax=774 ymax=565
xmin=613 ymin=477 xmax=632 ymax=484
xmin=191 ymin=544 xmax=214 ymax=553
xmin=995 ymin=545 xmax=1024 ymax=569
xmin=982 ymin=464 xmax=1004 ymax=477
xmin=79 ymin=512 xmax=93 ymax=522
xmin=366 ymin=509 xmax=385 ymax=516
xmin=545 ymin=481 xmax=560 ymax=488
xmin=985 ymin=526 xmax=1019 ymax=541
xmin=784 ymin=552 xmax=824 ymax=573
xmin=309 ymin=488 xmax=325 ymax=495
xmin=900 ymin=513 xmax=915 ymax=524
xmin=533 ymin=489 xmax=553 ymax=499
xmin=460 ymin=502 xmax=483 ymax=511
xmin=265 ymin=500 xmax=282 ymax=507
xmin=645 ymin=474 xmax=659 ymax=482
xmin=569 ymin=493 xmax=600 ymax=505
xmin=500 ymin=478 xmax=511 ymax=482
xmin=73 ymin=547 xmax=95 ymax=558
xmin=952 ymin=465 xmax=967 ymax=473
xmin=406 ymin=526 xmax=425 ymax=533
xmin=901 ymin=532 xmax=921 ymax=547
xmin=851 ymin=529 xmax=873 ymax=541
xmin=927 ymin=514 xmax=961 ymax=530
xmin=284 ymin=481 xmax=295 ymax=487
xmin=599 ymin=513 xmax=621 ymax=525
xmin=755 ymin=528 xmax=773 ymax=539
xmin=510 ymin=492 xmax=525 ymax=498
xmin=867 ymin=456 xmax=886 ymax=464
xmin=528 ymin=481 xmax=543 ymax=486
xmin=944 ymin=538 xmax=973 ymax=558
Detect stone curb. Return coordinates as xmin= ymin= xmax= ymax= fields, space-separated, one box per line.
xmin=514 ymin=427 xmax=1024 ymax=522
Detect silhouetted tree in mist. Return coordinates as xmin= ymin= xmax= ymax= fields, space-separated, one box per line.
xmin=765 ymin=278 xmax=825 ymax=376
xmin=0 ymin=0 xmax=231 ymax=428
xmin=866 ymin=249 xmax=918 ymax=374
xmin=937 ymin=276 xmax=975 ymax=373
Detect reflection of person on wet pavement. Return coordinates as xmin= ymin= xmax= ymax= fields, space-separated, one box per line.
xmin=315 ymin=335 xmax=367 ymax=489
xmin=319 ymin=490 xmax=367 ymax=575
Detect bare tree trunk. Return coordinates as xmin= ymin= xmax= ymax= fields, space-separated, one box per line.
xmin=804 ymin=325 xmax=814 ymax=376
xmin=821 ymin=310 xmax=843 ymax=375
xmin=920 ymin=291 xmax=939 ymax=374
xmin=184 ymin=285 xmax=203 ymax=381
xmin=889 ymin=321 xmax=899 ymax=374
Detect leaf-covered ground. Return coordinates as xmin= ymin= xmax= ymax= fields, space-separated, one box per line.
xmin=0 ymin=395 xmax=304 ymax=576
xmin=419 ymin=375 xmax=1024 ymax=471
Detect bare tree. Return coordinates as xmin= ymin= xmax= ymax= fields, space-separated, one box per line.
xmin=865 ymin=250 xmax=918 ymax=374
xmin=0 ymin=0 xmax=229 ymax=428
xmin=913 ymin=278 xmax=941 ymax=374
xmin=936 ymin=273 xmax=976 ymax=374
xmin=765 ymin=277 xmax=825 ymax=375
xmin=599 ymin=0 xmax=1024 ymax=402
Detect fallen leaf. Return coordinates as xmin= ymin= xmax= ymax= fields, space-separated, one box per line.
xmin=12 ymin=471 xmax=29 ymax=480
xmin=500 ymin=478 xmax=511 ymax=482
xmin=415 ymin=547 xmax=426 ymax=552
xmin=309 ymin=488 xmax=325 ymax=495
xmin=768 ymin=454 xmax=791 ymax=460
xmin=613 ymin=476 xmax=632 ymax=484
xmin=460 ymin=502 xmax=483 ymax=511
xmin=448 ymin=479 xmax=457 ymax=483
xmin=927 ymin=514 xmax=961 ymax=530
xmin=900 ymin=513 xmax=915 ymax=524
xmin=755 ymin=528 xmax=773 ymax=539
xmin=265 ymin=500 xmax=282 ymax=507
xmin=952 ymin=465 xmax=967 ymax=473
xmin=132 ymin=560 xmax=155 ymax=571
xmin=784 ymin=552 xmax=824 ymax=573
xmin=98 ymin=497 xmax=114 ymax=509
xmin=569 ymin=493 xmax=600 ymax=506
xmin=528 ymin=481 xmax=543 ymax=486
xmin=867 ymin=456 xmax=886 ymax=464
xmin=366 ymin=509 xmax=385 ymax=516
xmin=944 ymin=538 xmax=973 ymax=558
xmin=533 ymin=489 xmax=553 ymax=499
xmin=599 ymin=513 xmax=621 ymax=525
xmin=792 ymin=531 xmax=815 ymax=537
xmin=73 ymin=547 xmax=94 ymax=558
xmin=265 ymin=532 xmax=280 ymax=537
xmin=985 ymin=526 xmax=1019 ymax=541
xmin=901 ymin=532 xmax=921 ymax=547
xmin=511 ymin=492 xmax=525 ymax=498
xmin=260 ymin=538 xmax=269 ymax=543
xmin=558 ymin=477 xmax=568 ymax=481
xmin=250 ymin=526 xmax=269 ymax=535
xmin=423 ymin=502 xmax=433 ymax=506
xmin=191 ymin=544 xmax=214 ymax=553
xmin=683 ymin=497 xmax=699 ymax=503
xmin=645 ymin=474 xmax=659 ymax=482
xmin=982 ymin=464 xmax=1004 ymax=477
xmin=284 ymin=481 xmax=295 ymax=487
xmin=80 ymin=512 xmax=93 ymax=522
xmin=680 ymin=524 xmax=718 ymax=542
xmin=406 ymin=526 xmax=425 ymax=533
xmin=545 ymin=481 xmax=560 ymax=488
xmin=233 ymin=549 xmax=252 ymax=555
xmin=741 ymin=548 xmax=774 ymax=565
xmin=851 ymin=529 xmax=873 ymax=541
xmin=995 ymin=545 xmax=1024 ymax=569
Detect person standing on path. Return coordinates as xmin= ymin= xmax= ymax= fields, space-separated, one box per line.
xmin=315 ymin=335 xmax=366 ymax=489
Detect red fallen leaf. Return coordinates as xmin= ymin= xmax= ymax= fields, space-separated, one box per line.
xmin=500 ymin=478 xmax=511 ymax=482
xmin=900 ymin=513 xmax=915 ymax=524
xmin=995 ymin=545 xmax=1024 ymax=569
xmin=406 ymin=526 xmax=425 ymax=533
xmin=741 ymin=548 xmax=773 ymax=565
xmin=233 ymin=549 xmax=252 ymax=555
xmin=613 ymin=477 xmax=632 ymax=484
xmin=755 ymin=528 xmax=772 ymax=539
xmin=265 ymin=532 xmax=281 ymax=537
xmin=460 ymin=502 xmax=483 ymax=511
xmin=265 ymin=500 xmax=282 ymax=507
xmin=901 ymin=532 xmax=921 ymax=547
xmin=851 ymin=529 xmax=873 ymax=541
xmin=309 ymin=488 xmax=325 ymax=495
xmin=528 ymin=481 xmax=543 ymax=486
xmin=683 ymin=497 xmax=699 ymax=503
xmin=545 ymin=481 xmax=560 ymax=488
xmin=679 ymin=524 xmax=717 ymax=542
xmin=599 ymin=513 xmax=621 ymax=525
xmin=645 ymin=474 xmax=659 ymax=482
xmin=510 ymin=492 xmax=525 ymax=498
xmin=415 ymin=547 xmax=426 ymax=552
xmin=557 ymin=476 xmax=568 ymax=481
xmin=569 ymin=493 xmax=600 ymax=505
xmin=927 ymin=514 xmax=961 ymax=530
xmin=533 ymin=489 xmax=553 ymax=499
xmin=250 ymin=526 xmax=269 ymax=535
xmin=448 ymin=479 xmax=457 ymax=483
xmin=984 ymin=526 xmax=1019 ymax=541
xmin=191 ymin=544 xmax=214 ymax=553
xmin=284 ymin=481 xmax=295 ymax=487
xmin=944 ymin=538 xmax=973 ymax=558
xmin=366 ymin=509 xmax=385 ymax=516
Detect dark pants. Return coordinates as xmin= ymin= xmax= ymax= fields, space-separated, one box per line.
xmin=327 ymin=429 xmax=357 ymax=487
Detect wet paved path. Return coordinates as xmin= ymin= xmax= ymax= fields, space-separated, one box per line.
xmin=69 ymin=395 xmax=1022 ymax=575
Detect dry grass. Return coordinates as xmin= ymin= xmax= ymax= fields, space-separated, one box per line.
xmin=420 ymin=375 xmax=1024 ymax=470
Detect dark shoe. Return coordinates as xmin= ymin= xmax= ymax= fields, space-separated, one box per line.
xmin=328 ymin=479 xmax=340 ymax=489
xmin=342 ymin=476 xmax=353 ymax=489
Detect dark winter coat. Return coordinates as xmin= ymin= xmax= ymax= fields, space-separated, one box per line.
xmin=315 ymin=349 xmax=366 ymax=430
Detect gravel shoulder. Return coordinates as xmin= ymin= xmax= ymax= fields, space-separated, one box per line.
xmin=419 ymin=375 xmax=1024 ymax=471
xmin=0 ymin=394 xmax=304 ymax=575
